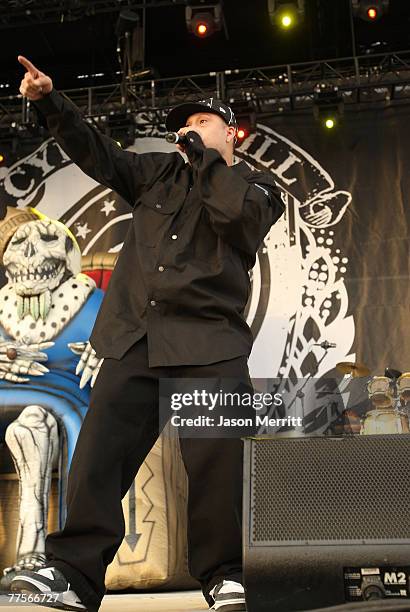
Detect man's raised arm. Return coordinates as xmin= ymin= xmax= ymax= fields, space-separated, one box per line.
xmin=18 ymin=55 xmax=176 ymax=205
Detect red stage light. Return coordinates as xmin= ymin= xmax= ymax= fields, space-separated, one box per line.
xmin=237 ymin=128 xmax=247 ymax=140
xmin=196 ymin=22 xmax=208 ymax=36
xmin=352 ymin=0 xmax=389 ymax=23
xmin=189 ymin=11 xmax=215 ymax=38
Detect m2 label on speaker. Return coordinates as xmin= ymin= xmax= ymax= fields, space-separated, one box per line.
xmin=344 ymin=566 xmax=410 ymax=601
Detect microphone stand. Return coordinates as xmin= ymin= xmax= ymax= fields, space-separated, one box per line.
xmin=268 ymin=341 xmax=337 ymax=436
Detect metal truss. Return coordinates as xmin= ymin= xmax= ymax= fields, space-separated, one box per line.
xmin=2 ymin=49 xmax=410 ymax=136
xmin=0 ymin=1 xmax=190 ymax=28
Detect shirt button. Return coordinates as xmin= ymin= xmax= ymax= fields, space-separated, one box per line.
xmin=155 ymin=203 xmax=162 ymax=209
xmin=150 ymin=300 xmax=157 ymax=306
xmin=158 ymin=265 xmax=165 ymax=272
xmin=171 ymin=234 xmax=178 ymax=240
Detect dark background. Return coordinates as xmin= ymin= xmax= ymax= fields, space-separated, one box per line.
xmin=1 ymin=0 xmax=410 ymax=92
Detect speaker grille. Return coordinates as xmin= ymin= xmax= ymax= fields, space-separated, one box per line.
xmin=250 ymin=435 xmax=410 ymax=545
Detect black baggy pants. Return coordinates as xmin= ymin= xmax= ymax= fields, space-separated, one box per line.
xmin=44 ymin=334 xmax=252 ymax=612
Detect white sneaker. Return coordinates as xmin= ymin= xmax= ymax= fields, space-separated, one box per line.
xmin=209 ymin=579 xmax=247 ymax=611
xmin=10 ymin=566 xmax=87 ymax=611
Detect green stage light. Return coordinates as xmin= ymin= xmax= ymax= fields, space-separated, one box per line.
xmin=268 ymin=1 xmax=305 ymax=29
xmin=281 ymin=13 xmax=293 ymax=28
xmin=313 ymin=86 xmax=344 ymax=131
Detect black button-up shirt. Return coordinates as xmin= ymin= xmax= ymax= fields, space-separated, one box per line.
xmin=34 ymin=90 xmax=285 ymax=366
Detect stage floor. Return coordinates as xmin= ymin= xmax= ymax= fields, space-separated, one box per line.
xmin=0 ymin=589 xmax=209 ymax=611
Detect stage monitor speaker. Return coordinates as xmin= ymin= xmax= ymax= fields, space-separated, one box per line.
xmin=243 ymin=434 xmax=410 ymax=611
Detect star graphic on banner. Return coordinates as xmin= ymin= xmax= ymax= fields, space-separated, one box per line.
xmin=75 ymin=222 xmax=92 ymax=240
xmin=101 ymin=199 xmax=116 ymax=216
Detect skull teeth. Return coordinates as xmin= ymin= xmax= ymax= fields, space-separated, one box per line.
xmin=8 ymin=263 xmax=63 ymax=283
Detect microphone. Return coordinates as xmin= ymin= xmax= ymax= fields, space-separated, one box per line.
xmin=165 ymin=132 xmax=187 ymax=144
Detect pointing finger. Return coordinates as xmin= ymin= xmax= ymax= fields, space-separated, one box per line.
xmin=18 ymin=55 xmax=39 ymax=78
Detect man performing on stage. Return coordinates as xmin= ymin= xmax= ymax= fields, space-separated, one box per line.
xmin=10 ymin=55 xmax=285 ymax=612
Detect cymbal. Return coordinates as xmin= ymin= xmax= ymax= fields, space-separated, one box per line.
xmin=336 ymin=361 xmax=371 ymax=377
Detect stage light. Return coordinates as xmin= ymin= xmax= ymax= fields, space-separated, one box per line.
xmin=197 ymin=22 xmax=208 ymax=36
xmin=192 ymin=12 xmax=214 ymax=37
xmin=186 ymin=3 xmax=223 ymax=38
xmin=0 ymin=153 xmax=4 ymax=163
xmin=230 ymin=104 xmax=257 ymax=144
xmin=281 ymin=14 xmax=293 ymax=27
xmin=106 ymin=111 xmax=136 ymax=149
xmin=351 ymin=0 xmax=389 ymax=22
xmin=115 ymin=8 xmax=144 ymax=74
xmin=313 ymin=86 xmax=344 ymax=131
xmin=115 ymin=8 xmax=140 ymax=38
xmin=268 ymin=0 xmax=305 ymax=29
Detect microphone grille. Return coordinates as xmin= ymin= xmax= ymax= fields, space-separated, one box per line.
xmin=165 ymin=132 xmax=177 ymax=143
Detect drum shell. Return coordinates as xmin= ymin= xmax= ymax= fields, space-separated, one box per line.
xmin=398 ymin=372 xmax=410 ymax=403
xmin=367 ymin=376 xmax=394 ymax=408
xmin=360 ymin=409 xmax=410 ymax=435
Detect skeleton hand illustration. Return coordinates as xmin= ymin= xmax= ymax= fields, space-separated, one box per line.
xmin=0 ymin=340 xmax=54 ymax=383
xmin=68 ymin=341 xmax=103 ymax=389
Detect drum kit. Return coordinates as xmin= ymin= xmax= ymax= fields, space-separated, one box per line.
xmin=336 ymin=361 xmax=410 ymax=435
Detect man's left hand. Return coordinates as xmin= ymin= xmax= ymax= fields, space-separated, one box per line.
xmin=177 ymin=130 xmax=205 ymax=166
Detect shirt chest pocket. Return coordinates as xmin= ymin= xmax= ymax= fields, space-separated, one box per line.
xmin=133 ymin=183 xmax=179 ymax=247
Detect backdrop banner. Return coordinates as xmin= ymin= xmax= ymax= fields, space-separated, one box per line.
xmin=1 ymin=103 xmax=410 ymax=424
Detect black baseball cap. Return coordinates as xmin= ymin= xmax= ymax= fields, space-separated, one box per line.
xmin=166 ymin=97 xmax=238 ymax=132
